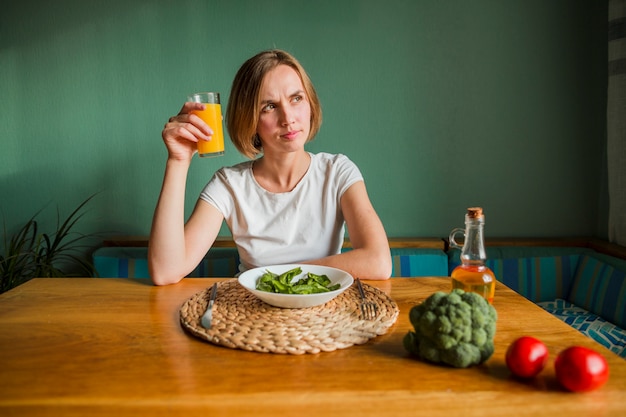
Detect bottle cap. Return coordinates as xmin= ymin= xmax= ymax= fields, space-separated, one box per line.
xmin=466 ymin=207 xmax=484 ymax=219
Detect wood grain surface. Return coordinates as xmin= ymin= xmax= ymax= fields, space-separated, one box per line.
xmin=0 ymin=277 xmax=624 ymax=416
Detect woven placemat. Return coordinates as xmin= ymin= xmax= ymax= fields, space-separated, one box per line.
xmin=180 ymin=279 xmax=399 ymax=354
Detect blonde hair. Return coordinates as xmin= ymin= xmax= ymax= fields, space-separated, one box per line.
xmin=226 ymin=49 xmax=322 ymax=159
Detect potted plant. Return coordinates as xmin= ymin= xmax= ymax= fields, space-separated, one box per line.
xmin=1 ymin=195 xmax=97 ymax=294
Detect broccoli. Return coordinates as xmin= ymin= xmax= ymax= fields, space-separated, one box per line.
xmin=403 ymin=289 xmax=497 ymax=368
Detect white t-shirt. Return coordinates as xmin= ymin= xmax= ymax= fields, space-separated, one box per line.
xmin=199 ymin=152 xmax=363 ymax=272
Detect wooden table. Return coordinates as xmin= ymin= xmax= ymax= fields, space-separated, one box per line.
xmin=0 ymin=278 xmax=624 ymax=417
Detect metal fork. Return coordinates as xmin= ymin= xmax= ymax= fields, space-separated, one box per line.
xmin=356 ymin=278 xmax=378 ymax=320
xmin=201 ymin=283 xmax=218 ymax=329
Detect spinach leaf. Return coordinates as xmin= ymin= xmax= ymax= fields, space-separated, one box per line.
xmin=255 ymin=267 xmax=339 ymax=294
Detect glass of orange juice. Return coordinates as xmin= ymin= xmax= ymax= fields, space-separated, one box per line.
xmin=187 ymin=92 xmax=225 ymax=157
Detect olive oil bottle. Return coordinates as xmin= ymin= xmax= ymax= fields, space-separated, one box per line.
xmin=449 ymin=207 xmax=496 ymax=304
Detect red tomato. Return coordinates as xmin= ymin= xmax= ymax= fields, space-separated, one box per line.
xmin=554 ymin=346 xmax=609 ymax=392
xmin=505 ymin=336 xmax=549 ymax=378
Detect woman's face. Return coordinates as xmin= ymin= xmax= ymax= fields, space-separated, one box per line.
xmin=256 ymin=64 xmax=311 ymax=155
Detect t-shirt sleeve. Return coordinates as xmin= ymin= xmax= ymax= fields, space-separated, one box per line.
xmin=334 ymin=154 xmax=364 ymax=199
xmin=199 ymin=169 xmax=233 ymax=218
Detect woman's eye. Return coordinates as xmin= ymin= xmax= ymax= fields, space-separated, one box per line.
xmin=262 ymin=103 xmax=276 ymax=112
xmin=292 ymin=95 xmax=303 ymax=103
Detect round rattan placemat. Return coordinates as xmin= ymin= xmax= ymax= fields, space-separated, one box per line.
xmin=180 ymin=279 xmax=399 ymax=354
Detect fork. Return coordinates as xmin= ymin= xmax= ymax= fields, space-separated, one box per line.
xmin=356 ymin=278 xmax=378 ymax=320
xmin=201 ymin=283 xmax=218 ymax=329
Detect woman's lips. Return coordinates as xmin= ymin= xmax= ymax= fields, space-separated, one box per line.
xmin=282 ymin=130 xmax=300 ymax=140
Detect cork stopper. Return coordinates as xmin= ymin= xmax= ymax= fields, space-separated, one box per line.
xmin=466 ymin=207 xmax=484 ymax=219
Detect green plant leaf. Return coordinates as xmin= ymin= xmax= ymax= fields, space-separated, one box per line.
xmin=1 ymin=194 xmax=99 ymax=293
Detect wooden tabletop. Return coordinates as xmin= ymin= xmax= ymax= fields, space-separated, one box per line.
xmin=0 ymin=277 xmax=624 ymax=417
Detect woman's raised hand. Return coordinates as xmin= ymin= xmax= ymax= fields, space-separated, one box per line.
xmin=161 ymin=102 xmax=214 ymax=161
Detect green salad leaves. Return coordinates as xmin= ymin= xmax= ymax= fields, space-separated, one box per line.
xmin=255 ymin=267 xmax=340 ymax=294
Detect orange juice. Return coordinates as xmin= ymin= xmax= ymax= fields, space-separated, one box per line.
xmin=191 ymin=103 xmax=225 ymax=157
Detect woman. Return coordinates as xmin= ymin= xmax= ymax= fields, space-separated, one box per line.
xmin=148 ymin=49 xmax=391 ymax=285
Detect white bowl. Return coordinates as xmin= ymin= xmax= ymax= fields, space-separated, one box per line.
xmin=237 ymin=264 xmax=354 ymax=308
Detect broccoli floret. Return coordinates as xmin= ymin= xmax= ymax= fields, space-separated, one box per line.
xmin=403 ymin=289 xmax=497 ymax=368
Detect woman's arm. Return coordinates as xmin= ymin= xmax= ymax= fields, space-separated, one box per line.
xmin=148 ymin=102 xmax=224 ymax=285
xmin=306 ymin=181 xmax=392 ymax=280
xmin=148 ymin=163 xmax=224 ymax=285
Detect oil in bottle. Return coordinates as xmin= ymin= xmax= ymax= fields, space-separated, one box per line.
xmin=449 ymin=207 xmax=496 ymax=304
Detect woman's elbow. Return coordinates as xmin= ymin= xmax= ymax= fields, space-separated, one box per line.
xmin=363 ymin=250 xmax=392 ymax=280
xmin=150 ymin=271 xmax=184 ymax=286
xmin=377 ymin=253 xmax=393 ymax=280
xmin=150 ymin=274 xmax=175 ymax=286
xmin=148 ymin=257 xmax=184 ymax=286
xmin=148 ymin=244 xmax=192 ymax=285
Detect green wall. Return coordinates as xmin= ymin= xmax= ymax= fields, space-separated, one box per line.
xmin=1 ymin=0 xmax=608 ymax=243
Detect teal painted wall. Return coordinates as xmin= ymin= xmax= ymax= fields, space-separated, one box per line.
xmin=1 ymin=0 xmax=608 ymax=242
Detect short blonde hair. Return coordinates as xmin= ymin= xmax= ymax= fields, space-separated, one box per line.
xmin=226 ymin=49 xmax=322 ymax=159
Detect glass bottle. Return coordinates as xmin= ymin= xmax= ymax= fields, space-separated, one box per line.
xmin=449 ymin=207 xmax=496 ymax=304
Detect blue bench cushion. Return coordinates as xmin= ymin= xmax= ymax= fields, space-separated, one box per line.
xmin=538 ymin=298 xmax=626 ymax=359
xmin=341 ymin=247 xmax=448 ymax=277
xmin=447 ymin=246 xmax=591 ymax=272
xmin=187 ymin=249 xmax=240 ymax=277
xmin=487 ymin=255 xmax=581 ymax=303
xmin=93 ymin=247 xmax=240 ymax=278
xmin=390 ymin=248 xmax=448 ymax=277
xmin=96 ymin=246 xmax=448 ymax=279
xmin=448 ymin=248 xmax=582 ymax=302
xmin=448 ymin=246 xmax=591 ymax=266
xmin=568 ymin=254 xmax=626 ymax=329
xmin=93 ymin=247 xmax=151 ymax=278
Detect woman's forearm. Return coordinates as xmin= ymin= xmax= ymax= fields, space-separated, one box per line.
xmin=305 ymin=242 xmax=392 ymax=281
